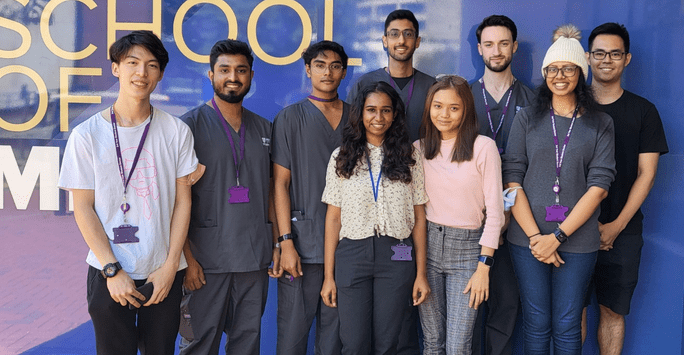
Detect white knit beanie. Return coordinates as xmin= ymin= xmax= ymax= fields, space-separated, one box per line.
xmin=541 ymin=24 xmax=588 ymax=79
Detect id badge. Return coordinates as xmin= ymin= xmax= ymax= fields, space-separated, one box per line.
xmin=545 ymin=204 xmax=568 ymax=222
xmin=391 ymin=243 xmax=413 ymax=261
xmin=228 ymin=185 xmax=249 ymax=203
xmin=113 ymin=224 xmax=140 ymax=244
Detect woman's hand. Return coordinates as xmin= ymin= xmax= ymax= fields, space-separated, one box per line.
xmin=530 ymin=234 xmax=563 ymax=266
xmin=412 ymin=273 xmax=431 ymax=306
xmin=320 ymin=277 xmax=337 ymax=308
xmin=464 ymin=263 xmax=490 ymax=309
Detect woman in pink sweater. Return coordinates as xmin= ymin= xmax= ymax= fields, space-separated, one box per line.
xmin=416 ymin=75 xmax=505 ymax=354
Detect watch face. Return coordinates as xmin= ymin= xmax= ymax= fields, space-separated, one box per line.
xmin=105 ymin=266 xmax=115 ymax=277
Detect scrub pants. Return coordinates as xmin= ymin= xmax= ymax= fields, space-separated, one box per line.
xmin=179 ymin=269 xmax=269 ymax=355
xmin=509 ymin=243 xmax=596 ymax=355
xmin=472 ymin=238 xmax=520 ymax=355
xmin=86 ymin=266 xmax=184 ymax=355
xmin=335 ymin=236 xmax=416 ymax=355
xmin=277 ymin=263 xmax=342 ymax=355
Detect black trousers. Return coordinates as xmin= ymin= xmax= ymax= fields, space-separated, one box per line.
xmin=86 ymin=266 xmax=184 ymax=355
xmin=472 ymin=239 xmax=520 ymax=355
xmin=335 ymin=236 xmax=416 ymax=355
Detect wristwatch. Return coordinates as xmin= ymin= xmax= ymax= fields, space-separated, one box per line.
xmin=553 ymin=227 xmax=569 ymax=244
xmin=478 ymin=255 xmax=495 ymax=267
xmin=102 ymin=262 xmax=122 ymax=278
xmin=278 ymin=233 xmax=295 ymax=243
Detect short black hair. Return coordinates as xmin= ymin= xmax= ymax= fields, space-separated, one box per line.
xmin=109 ymin=30 xmax=169 ymax=72
xmin=588 ymin=22 xmax=630 ymax=53
xmin=301 ymin=40 xmax=348 ymax=69
xmin=476 ymin=15 xmax=517 ymax=43
xmin=210 ymin=39 xmax=254 ymax=72
xmin=384 ymin=9 xmax=419 ymax=37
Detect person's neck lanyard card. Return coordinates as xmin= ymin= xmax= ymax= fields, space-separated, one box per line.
xmin=212 ymin=98 xmax=249 ymax=203
xmin=111 ymin=106 xmax=152 ymax=244
xmin=368 ymin=155 xmax=413 ymax=261
xmin=545 ymin=107 xmax=578 ymax=223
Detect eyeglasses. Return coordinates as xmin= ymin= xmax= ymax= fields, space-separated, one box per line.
xmin=311 ymin=62 xmax=344 ymax=74
xmin=590 ymin=51 xmax=626 ymax=61
xmin=386 ymin=29 xmax=416 ymax=40
xmin=545 ymin=66 xmax=579 ymax=78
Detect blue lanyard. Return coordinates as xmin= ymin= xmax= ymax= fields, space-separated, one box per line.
xmin=366 ymin=155 xmax=382 ymax=202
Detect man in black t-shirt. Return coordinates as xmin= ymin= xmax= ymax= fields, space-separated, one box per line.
xmin=582 ymin=23 xmax=668 ymax=355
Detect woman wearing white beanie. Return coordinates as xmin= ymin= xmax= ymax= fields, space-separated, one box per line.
xmin=501 ymin=24 xmax=616 ymax=354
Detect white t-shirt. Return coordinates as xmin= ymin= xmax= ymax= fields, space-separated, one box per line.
xmin=58 ymin=108 xmax=198 ymax=279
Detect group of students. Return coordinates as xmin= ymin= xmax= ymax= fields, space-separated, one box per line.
xmin=58 ymin=7 xmax=668 ymax=355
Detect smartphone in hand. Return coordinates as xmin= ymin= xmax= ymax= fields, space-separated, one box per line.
xmin=128 ymin=282 xmax=154 ymax=310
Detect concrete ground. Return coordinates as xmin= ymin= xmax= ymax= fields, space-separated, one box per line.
xmin=0 ymin=192 xmax=90 ymax=355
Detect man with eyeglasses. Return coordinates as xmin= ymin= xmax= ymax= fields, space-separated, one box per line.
xmin=469 ymin=15 xmax=535 ymax=355
xmin=581 ymin=22 xmax=668 ymax=355
xmin=347 ymin=9 xmax=435 ymax=142
xmin=178 ymin=39 xmax=276 ymax=355
xmin=271 ymin=40 xmax=349 ymax=355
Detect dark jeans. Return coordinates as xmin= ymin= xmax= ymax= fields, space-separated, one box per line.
xmin=87 ymin=266 xmax=185 ymax=355
xmin=509 ymin=244 xmax=596 ymax=355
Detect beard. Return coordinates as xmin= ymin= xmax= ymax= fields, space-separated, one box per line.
xmin=484 ymin=56 xmax=512 ymax=73
xmin=213 ymin=80 xmax=251 ymax=104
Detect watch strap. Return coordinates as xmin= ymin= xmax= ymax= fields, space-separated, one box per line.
xmin=278 ymin=233 xmax=295 ymax=243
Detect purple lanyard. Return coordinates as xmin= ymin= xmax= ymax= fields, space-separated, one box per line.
xmin=386 ymin=68 xmax=415 ymax=112
xmin=212 ymin=98 xmax=245 ymax=185
xmin=110 ymin=106 xmax=152 ymax=214
xmin=479 ymin=78 xmax=514 ymax=142
xmin=366 ymin=155 xmax=382 ymax=202
xmin=550 ymin=107 xmax=579 ymax=179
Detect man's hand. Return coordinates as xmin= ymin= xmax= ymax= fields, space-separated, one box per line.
xmin=279 ymin=241 xmax=303 ymax=278
xmin=107 ymin=271 xmax=145 ymax=307
xmin=268 ymin=247 xmax=284 ymax=278
xmin=320 ymin=277 xmax=337 ymax=308
xmin=144 ymin=263 xmax=177 ymax=306
xmin=598 ymin=221 xmax=623 ymax=251
xmin=183 ymin=258 xmax=206 ymax=291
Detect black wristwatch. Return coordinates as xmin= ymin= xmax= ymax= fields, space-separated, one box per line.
xmin=478 ymin=255 xmax=495 ymax=267
xmin=278 ymin=233 xmax=295 ymax=243
xmin=553 ymin=227 xmax=569 ymax=244
xmin=102 ymin=262 xmax=122 ymax=278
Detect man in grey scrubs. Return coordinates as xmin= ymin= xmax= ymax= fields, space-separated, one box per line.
xmin=179 ymin=39 xmax=276 ymax=355
xmin=347 ymin=9 xmax=435 ymax=142
xmin=272 ymin=40 xmax=349 ymax=355
xmin=470 ymin=15 xmax=535 ymax=355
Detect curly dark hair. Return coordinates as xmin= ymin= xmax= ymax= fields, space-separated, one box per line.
xmin=336 ymin=81 xmax=415 ymax=183
xmin=534 ymin=72 xmax=598 ymax=116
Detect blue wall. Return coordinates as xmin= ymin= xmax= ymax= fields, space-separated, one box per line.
xmin=1 ymin=1 xmax=682 ymax=354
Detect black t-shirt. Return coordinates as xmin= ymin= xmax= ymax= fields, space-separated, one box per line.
xmin=598 ymin=90 xmax=668 ymax=234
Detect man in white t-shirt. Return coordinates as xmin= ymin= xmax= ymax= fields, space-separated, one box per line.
xmin=58 ymin=30 xmax=200 ymax=355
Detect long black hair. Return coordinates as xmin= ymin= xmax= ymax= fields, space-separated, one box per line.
xmin=336 ymin=81 xmax=415 ymax=183
xmin=534 ymin=73 xmax=598 ymax=115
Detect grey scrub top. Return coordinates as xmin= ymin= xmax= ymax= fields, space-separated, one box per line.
xmin=271 ymin=99 xmax=350 ymax=264
xmin=181 ymin=103 xmax=273 ymax=273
